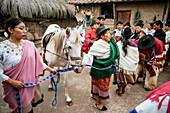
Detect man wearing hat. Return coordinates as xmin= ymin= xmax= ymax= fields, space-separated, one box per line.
xmin=164 ymin=21 xmax=170 ymax=68
xmin=124 ymin=22 xmax=131 ymax=29
xmin=135 ymin=35 xmax=166 ymax=91
xmin=81 ymin=20 xmax=99 ymax=54
xmin=97 ymin=15 xmax=106 ymax=27
xmin=82 ymin=25 xmax=119 ymax=111
xmin=153 ymin=20 xmax=166 ymax=44
xmin=131 ymin=21 xmax=145 ymax=41
xmin=113 ymin=21 xmax=124 ymax=42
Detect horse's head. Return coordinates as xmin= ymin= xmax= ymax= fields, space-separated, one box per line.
xmin=64 ymin=26 xmax=83 ymax=73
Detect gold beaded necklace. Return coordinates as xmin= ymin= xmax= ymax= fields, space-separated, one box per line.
xmin=7 ymin=38 xmax=24 ymax=49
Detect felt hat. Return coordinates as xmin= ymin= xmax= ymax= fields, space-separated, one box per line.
xmin=121 ymin=27 xmax=133 ymax=37
xmin=90 ymin=20 xmax=99 ymax=27
xmin=138 ymin=35 xmax=155 ymax=49
xmin=136 ymin=20 xmax=144 ymax=28
xmin=124 ymin=22 xmax=131 ymax=27
xmin=96 ymin=25 xmax=110 ymax=37
xmin=97 ymin=15 xmax=106 ymax=20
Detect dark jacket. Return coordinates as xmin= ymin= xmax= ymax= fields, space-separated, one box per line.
xmin=154 ymin=29 xmax=166 ymax=44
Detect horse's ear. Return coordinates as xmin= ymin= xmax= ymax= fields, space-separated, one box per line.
xmin=66 ymin=27 xmax=71 ymax=36
xmin=77 ymin=25 xmax=83 ymax=35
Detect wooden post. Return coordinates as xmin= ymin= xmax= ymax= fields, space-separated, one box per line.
xmin=113 ymin=3 xmax=116 ymax=29
xmin=163 ymin=1 xmax=169 ymax=28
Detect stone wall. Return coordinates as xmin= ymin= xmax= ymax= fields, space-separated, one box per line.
xmin=77 ymin=1 xmax=165 ymax=32
xmin=115 ymin=2 xmax=165 ymax=30
xmin=23 ymin=18 xmax=77 ymax=37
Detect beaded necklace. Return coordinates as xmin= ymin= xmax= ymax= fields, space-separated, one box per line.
xmin=7 ymin=38 xmax=24 ymax=49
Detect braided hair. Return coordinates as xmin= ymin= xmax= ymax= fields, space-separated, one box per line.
xmin=121 ymin=27 xmax=132 ymax=56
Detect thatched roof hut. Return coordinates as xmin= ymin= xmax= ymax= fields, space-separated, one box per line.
xmin=0 ymin=0 xmax=75 ymax=19
xmin=0 ymin=0 xmax=77 ymax=37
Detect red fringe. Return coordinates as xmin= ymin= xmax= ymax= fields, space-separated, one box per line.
xmin=167 ymin=99 xmax=170 ymax=113
xmin=158 ymin=95 xmax=167 ymax=110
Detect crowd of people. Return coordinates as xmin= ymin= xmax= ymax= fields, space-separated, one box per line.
xmin=81 ymin=15 xmax=169 ymax=112
xmin=0 ymin=16 xmax=169 ymax=112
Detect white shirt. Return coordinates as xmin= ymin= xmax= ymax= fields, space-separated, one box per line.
xmin=165 ymin=31 xmax=170 ymax=51
xmin=114 ymin=29 xmax=123 ymax=37
xmin=0 ymin=40 xmax=47 ymax=82
xmin=145 ymin=28 xmax=155 ymax=36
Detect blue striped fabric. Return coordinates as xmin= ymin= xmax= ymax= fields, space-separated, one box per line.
xmin=15 ymin=89 xmax=22 ymax=113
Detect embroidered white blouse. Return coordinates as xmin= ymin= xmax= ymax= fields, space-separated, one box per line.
xmin=0 ymin=40 xmax=47 ymax=82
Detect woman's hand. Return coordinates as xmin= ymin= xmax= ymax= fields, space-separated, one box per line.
xmin=46 ymin=66 xmax=58 ymax=74
xmin=5 ymin=78 xmax=24 ymax=89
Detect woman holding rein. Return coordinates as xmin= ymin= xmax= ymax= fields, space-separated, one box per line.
xmin=0 ymin=17 xmax=57 ymax=113
xmin=82 ymin=25 xmax=120 ymax=111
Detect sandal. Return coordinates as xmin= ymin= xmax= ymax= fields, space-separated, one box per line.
xmin=116 ymin=89 xmax=123 ymax=96
xmin=94 ymin=103 xmax=107 ymax=111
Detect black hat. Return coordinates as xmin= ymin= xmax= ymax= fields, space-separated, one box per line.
xmin=122 ymin=27 xmax=133 ymax=37
xmin=96 ymin=25 xmax=110 ymax=37
xmin=165 ymin=21 xmax=170 ymax=27
xmin=90 ymin=20 xmax=99 ymax=26
xmin=124 ymin=22 xmax=131 ymax=27
xmin=97 ymin=15 xmax=106 ymax=20
xmin=136 ymin=20 xmax=144 ymax=27
xmin=116 ymin=21 xmax=123 ymax=25
xmin=138 ymin=35 xmax=155 ymax=49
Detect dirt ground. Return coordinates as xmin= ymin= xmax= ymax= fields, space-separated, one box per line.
xmin=0 ymin=67 xmax=170 ymax=113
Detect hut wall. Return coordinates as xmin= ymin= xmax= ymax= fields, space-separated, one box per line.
xmin=115 ymin=2 xmax=165 ymax=29
xmin=25 ymin=18 xmax=77 ymax=37
xmin=77 ymin=1 xmax=165 ymax=32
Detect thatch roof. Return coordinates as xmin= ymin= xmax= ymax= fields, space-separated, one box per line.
xmin=68 ymin=0 xmax=154 ymax=4
xmin=0 ymin=0 xmax=76 ymax=19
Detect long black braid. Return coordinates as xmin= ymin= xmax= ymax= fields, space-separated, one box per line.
xmin=121 ymin=36 xmax=130 ymax=56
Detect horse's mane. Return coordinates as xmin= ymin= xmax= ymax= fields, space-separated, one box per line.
xmin=49 ymin=30 xmax=66 ymax=55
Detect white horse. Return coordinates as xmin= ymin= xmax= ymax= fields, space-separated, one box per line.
xmin=42 ymin=24 xmax=83 ymax=105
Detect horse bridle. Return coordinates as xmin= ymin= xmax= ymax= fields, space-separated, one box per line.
xmin=63 ymin=43 xmax=82 ymax=66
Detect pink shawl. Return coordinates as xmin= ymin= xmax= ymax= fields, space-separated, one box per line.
xmin=2 ymin=40 xmax=44 ymax=113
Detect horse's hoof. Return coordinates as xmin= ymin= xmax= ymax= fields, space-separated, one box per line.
xmin=67 ymin=101 xmax=73 ymax=106
xmin=144 ymin=88 xmax=151 ymax=91
xmin=48 ymin=88 xmax=53 ymax=91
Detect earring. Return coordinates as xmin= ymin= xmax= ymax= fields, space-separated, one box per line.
xmin=11 ymin=32 xmax=12 ymax=34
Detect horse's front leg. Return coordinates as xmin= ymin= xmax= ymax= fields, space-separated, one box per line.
xmin=63 ymin=73 xmax=73 ymax=106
